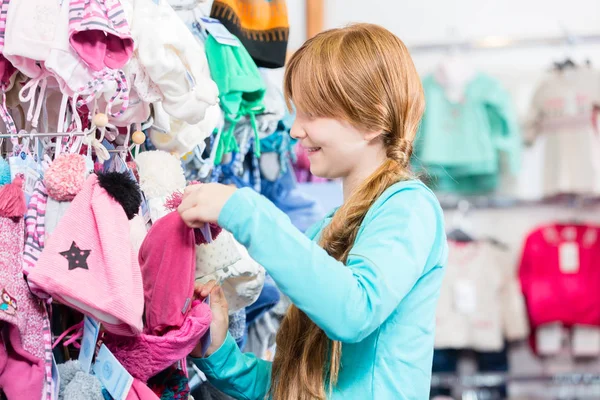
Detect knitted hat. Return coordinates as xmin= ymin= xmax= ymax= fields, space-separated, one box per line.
xmin=68 ymin=0 xmax=134 ymax=71
xmin=45 ymin=0 xmax=94 ymax=97
xmin=0 ymin=179 xmax=50 ymax=400
xmin=28 ymin=172 xmax=144 ymax=336
xmin=195 ymin=230 xmax=265 ymax=313
xmin=139 ymin=211 xmax=198 ymax=335
xmin=135 ymin=150 xmax=186 ymax=223
xmin=4 ymin=0 xmax=59 ymax=78
xmin=130 ymin=0 xmax=218 ymax=125
xmin=205 ymin=34 xmax=266 ymax=164
xmin=149 ymin=102 xmax=222 ymax=157
xmin=210 ymin=0 xmax=289 ymax=69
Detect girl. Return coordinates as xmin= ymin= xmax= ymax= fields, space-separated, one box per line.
xmin=179 ymin=23 xmax=448 ymax=400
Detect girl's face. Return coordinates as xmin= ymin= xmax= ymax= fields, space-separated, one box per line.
xmin=291 ymin=112 xmax=382 ymax=180
xmin=290 ymin=112 xmax=384 ymax=180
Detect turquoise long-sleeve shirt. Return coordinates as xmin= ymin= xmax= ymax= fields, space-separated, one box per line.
xmin=193 ymin=179 xmax=448 ymax=399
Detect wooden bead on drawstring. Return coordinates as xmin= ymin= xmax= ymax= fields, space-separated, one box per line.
xmin=132 ymin=131 xmax=146 ymax=145
xmin=92 ymin=113 xmax=109 ymax=128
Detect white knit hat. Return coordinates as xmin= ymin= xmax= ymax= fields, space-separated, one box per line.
xmin=130 ymin=0 xmax=219 ymax=124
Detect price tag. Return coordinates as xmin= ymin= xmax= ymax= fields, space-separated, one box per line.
xmin=536 ymin=323 xmax=563 ymax=356
xmin=93 ymin=344 xmax=133 ymax=400
xmin=199 ymin=295 xmax=212 ymax=357
xmin=51 ymin=354 xmax=60 ymax=400
xmin=572 ymin=325 xmax=600 ymax=357
xmin=559 ymin=242 xmax=580 ymax=274
xmin=79 ymin=316 xmax=101 ymax=373
xmin=199 ymin=17 xmax=240 ymax=47
xmin=453 ymin=279 xmax=477 ymax=315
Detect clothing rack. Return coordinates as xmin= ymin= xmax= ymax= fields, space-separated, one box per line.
xmin=0 ymin=131 xmax=90 ymax=139
xmin=409 ymin=33 xmax=600 ymax=53
xmin=432 ymin=372 xmax=600 ymax=387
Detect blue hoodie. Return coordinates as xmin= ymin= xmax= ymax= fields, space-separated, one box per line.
xmin=193 ymin=179 xmax=448 ymax=399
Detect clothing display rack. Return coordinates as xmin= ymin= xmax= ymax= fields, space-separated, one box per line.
xmin=409 ymin=32 xmax=600 ymax=53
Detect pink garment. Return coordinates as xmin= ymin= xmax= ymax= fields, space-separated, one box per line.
xmin=139 ymin=211 xmax=198 ymax=336
xmin=0 ymin=211 xmax=49 ymax=400
xmin=127 ymin=379 xmax=160 ymax=400
xmin=104 ymin=301 xmax=211 ymax=383
xmin=28 ymin=174 xmax=144 ymax=336
xmin=22 ymin=181 xmax=50 ymax=301
xmin=69 ymin=0 xmax=134 ymax=71
xmin=519 ymin=223 xmax=600 ymax=330
xmin=44 ymin=154 xmax=87 ymax=202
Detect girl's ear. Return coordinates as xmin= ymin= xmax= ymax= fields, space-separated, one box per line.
xmin=364 ymin=130 xmax=384 ymax=141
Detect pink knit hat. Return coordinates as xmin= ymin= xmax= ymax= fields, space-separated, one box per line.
xmin=68 ymin=0 xmax=134 ymax=71
xmin=28 ymin=172 xmax=144 ymax=336
xmin=139 ymin=211 xmax=198 ymax=335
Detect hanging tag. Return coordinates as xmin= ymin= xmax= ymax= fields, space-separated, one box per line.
xmin=140 ymin=192 xmax=151 ymax=225
xmin=559 ymin=242 xmax=580 ymax=274
xmin=93 ymin=344 xmax=133 ymax=400
xmin=79 ymin=315 xmax=101 ymax=373
xmin=536 ymin=322 xmax=564 ymax=356
xmin=9 ymin=152 xmax=42 ymax=202
xmin=453 ymin=279 xmax=477 ymax=315
xmin=51 ymin=354 xmax=60 ymax=400
xmin=198 ymin=223 xmax=213 ymax=244
xmin=199 ymin=17 xmax=241 ymax=47
xmin=572 ymin=325 xmax=600 ymax=357
xmin=199 ymin=295 xmax=212 ymax=357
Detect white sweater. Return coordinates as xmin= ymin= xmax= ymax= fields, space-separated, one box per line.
xmin=435 ymin=240 xmax=529 ymax=351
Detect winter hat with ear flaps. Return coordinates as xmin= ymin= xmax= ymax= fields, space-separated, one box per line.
xmin=28 ymin=172 xmax=144 ymax=336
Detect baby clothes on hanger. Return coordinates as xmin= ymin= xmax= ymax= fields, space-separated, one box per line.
xmin=524 ymin=68 xmax=600 ymax=198
xmin=435 ymin=240 xmax=529 ymax=351
xmin=414 ymin=73 xmax=521 ymax=195
xmin=519 ymin=223 xmax=600 ymax=353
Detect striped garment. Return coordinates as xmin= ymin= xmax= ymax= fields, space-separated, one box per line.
xmin=68 ymin=0 xmax=133 ymax=70
xmin=22 ymin=180 xmax=48 ymax=279
xmin=0 ymin=0 xmax=9 ymax=53
xmin=76 ymin=68 xmax=130 ymax=118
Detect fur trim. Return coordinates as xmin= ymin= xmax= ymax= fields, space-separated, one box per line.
xmin=96 ymin=171 xmax=142 ymax=220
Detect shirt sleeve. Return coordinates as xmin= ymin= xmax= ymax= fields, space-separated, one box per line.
xmin=218 ymin=184 xmax=442 ymax=343
xmin=192 ymin=332 xmax=272 ymax=400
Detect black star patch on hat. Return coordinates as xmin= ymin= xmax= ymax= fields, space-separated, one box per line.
xmin=60 ymin=241 xmax=91 ymax=271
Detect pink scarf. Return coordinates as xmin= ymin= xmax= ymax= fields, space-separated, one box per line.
xmin=103 ymin=301 xmax=211 ymax=383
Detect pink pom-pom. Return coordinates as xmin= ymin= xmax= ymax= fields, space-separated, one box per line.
xmin=0 ymin=176 xmax=26 ymax=218
xmin=44 ymin=154 xmax=87 ymax=201
xmin=164 ymin=191 xmax=183 ymax=211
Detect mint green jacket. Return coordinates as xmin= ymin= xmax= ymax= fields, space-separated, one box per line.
xmin=193 ymin=180 xmax=448 ymax=399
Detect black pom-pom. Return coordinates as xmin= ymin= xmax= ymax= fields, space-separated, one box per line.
xmin=96 ymin=171 xmax=142 ymax=220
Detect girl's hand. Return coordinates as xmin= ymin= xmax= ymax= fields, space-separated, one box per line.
xmin=190 ymin=280 xmax=229 ymax=358
xmin=178 ymin=183 xmax=237 ymax=226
